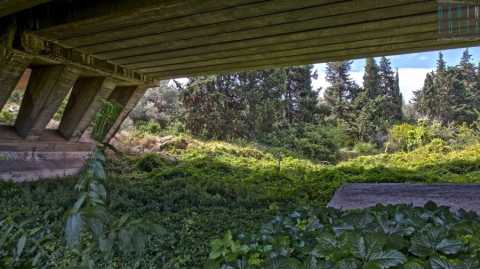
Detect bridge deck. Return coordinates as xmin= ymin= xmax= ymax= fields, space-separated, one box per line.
xmin=2 ymin=0 xmax=480 ymax=81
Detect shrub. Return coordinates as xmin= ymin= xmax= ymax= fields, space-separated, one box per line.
xmin=136 ymin=120 xmax=163 ymax=135
xmin=206 ymin=204 xmax=480 ymax=268
xmin=92 ymin=100 xmax=123 ymax=141
xmin=136 ymin=153 xmax=170 ymax=172
xmin=353 ymin=142 xmax=378 ymax=155
xmin=386 ymin=122 xmax=479 ymax=152
xmin=260 ymin=124 xmax=342 ymax=163
xmin=0 ymin=110 xmax=14 ymax=124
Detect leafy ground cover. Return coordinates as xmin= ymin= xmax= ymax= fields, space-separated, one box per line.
xmin=207 ymin=204 xmax=480 ymax=268
xmin=1 ymin=136 xmax=480 ymax=268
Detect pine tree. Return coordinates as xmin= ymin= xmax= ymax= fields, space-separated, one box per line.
xmin=458 ymin=49 xmax=476 ymax=86
xmin=324 ymin=61 xmax=359 ymax=122
xmin=283 ymin=65 xmax=319 ymax=124
xmin=413 ymin=72 xmax=436 ymax=119
xmin=414 ymin=51 xmax=476 ymax=125
xmin=436 ymin=52 xmax=446 ymax=74
xmin=379 ymin=57 xmax=396 ymax=97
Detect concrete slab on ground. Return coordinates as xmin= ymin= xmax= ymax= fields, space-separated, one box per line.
xmin=0 ymin=125 xmax=94 ymax=182
xmin=328 ymin=183 xmax=480 ymax=213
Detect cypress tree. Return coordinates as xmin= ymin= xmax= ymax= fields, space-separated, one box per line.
xmin=362 ymin=57 xmax=380 ymax=99
xmin=379 ymin=57 xmax=396 ymax=97
xmin=378 ymin=57 xmax=403 ymax=123
xmin=324 ymin=61 xmax=359 ymax=122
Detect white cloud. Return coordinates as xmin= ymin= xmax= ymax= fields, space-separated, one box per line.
xmin=313 ymin=65 xmax=432 ymax=103
xmin=397 ymin=68 xmax=432 ymax=102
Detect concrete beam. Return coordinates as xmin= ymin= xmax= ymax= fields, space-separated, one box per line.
xmin=15 ymin=65 xmax=80 ymax=140
xmin=20 ymin=33 xmax=153 ymax=84
xmin=103 ymin=85 xmax=148 ymax=143
xmin=0 ymin=48 xmax=32 ymax=111
xmin=0 ymin=0 xmax=51 ymax=18
xmin=59 ymin=77 xmax=117 ymax=141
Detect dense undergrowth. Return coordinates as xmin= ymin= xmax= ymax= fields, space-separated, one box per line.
xmin=207 ymin=204 xmax=480 ymax=268
xmin=1 ymin=137 xmax=480 ymax=268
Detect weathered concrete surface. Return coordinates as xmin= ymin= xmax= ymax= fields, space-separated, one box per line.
xmin=103 ymin=85 xmax=148 ymax=143
xmin=0 ymin=48 xmax=32 ymax=111
xmin=0 ymin=126 xmax=94 ymax=182
xmin=59 ymin=77 xmax=116 ymax=141
xmin=15 ymin=65 xmax=80 ymax=139
xmin=0 ymin=0 xmax=51 ymax=18
xmin=328 ymin=183 xmax=480 ymax=213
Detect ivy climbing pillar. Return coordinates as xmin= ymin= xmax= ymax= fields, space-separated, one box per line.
xmin=102 ymin=85 xmax=149 ymax=143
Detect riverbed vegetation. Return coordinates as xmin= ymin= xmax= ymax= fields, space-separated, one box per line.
xmin=1 ymin=50 xmax=480 ymax=268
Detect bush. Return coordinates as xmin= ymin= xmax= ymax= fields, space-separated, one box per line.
xmin=0 ymin=110 xmax=15 ymax=124
xmin=353 ymin=142 xmax=378 ymax=155
xmin=207 ymin=204 xmax=480 ymax=268
xmin=260 ymin=124 xmax=342 ymax=163
xmin=136 ymin=153 xmax=171 ymax=172
xmin=136 ymin=120 xmax=163 ymax=135
xmin=386 ymin=122 xmax=479 ymax=152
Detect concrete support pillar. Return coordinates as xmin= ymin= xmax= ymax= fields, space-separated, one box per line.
xmin=0 ymin=48 xmax=32 ymax=111
xmin=59 ymin=77 xmax=116 ymax=141
xmin=103 ymin=85 xmax=148 ymax=143
xmin=15 ymin=65 xmax=80 ymax=140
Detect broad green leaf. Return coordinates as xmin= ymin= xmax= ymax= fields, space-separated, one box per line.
xmin=430 ymin=257 xmax=453 ymax=269
xmin=435 ymin=239 xmax=463 ymax=255
xmin=65 ymin=212 xmax=82 ymax=248
xmin=369 ymin=250 xmax=406 ymax=268
xmin=403 ymin=261 xmax=424 ymax=269
xmin=16 ymin=235 xmax=26 ymax=259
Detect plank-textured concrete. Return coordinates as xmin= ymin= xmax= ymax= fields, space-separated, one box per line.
xmin=2 ymin=0 xmax=480 ymax=81
xmin=0 ymin=0 xmax=51 ymax=18
xmin=328 ymin=183 xmax=480 ymax=213
xmin=59 ymin=77 xmax=116 ymax=141
xmin=0 ymin=48 xmax=31 ymax=111
xmin=15 ymin=65 xmax=80 ymax=139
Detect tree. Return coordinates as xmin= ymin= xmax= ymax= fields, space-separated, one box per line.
xmin=352 ymin=58 xmax=402 ymax=144
xmin=284 ymin=65 xmax=320 ymax=123
xmin=413 ymin=51 xmax=477 ymax=125
xmin=323 ymin=61 xmax=359 ymax=123
xmin=362 ymin=57 xmax=380 ymax=99
xmin=379 ymin=57 xmax=403 ymax=123
xmin=130 ymin=81 xmax=182 ymax=128
xmin=178 ymin=65 xmax=320 ymax=140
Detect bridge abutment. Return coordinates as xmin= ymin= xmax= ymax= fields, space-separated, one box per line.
xmin=0 ymin=47 xmax=150 ymax=181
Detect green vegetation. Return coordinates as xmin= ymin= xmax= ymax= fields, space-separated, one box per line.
xmin=2 ymin=50 xmax=480 ymax=268
xmin=207 ymin=204 xmax=480 ymax=268
xmin=2 ymin=133 xmax=480 ymax=268
xmin=92 ymin=99 xmax=123 ymax=141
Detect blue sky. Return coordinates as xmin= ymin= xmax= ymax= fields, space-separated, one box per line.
xmin=313 ymin=46 xmax=480 ymax=102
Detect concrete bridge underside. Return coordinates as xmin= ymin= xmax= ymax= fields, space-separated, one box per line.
xmin=1 ymin=0 xmax=480 ymax=181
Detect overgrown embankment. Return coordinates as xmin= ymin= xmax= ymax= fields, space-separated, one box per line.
xmin=2 ymin=135 xmax=480 ymax=268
